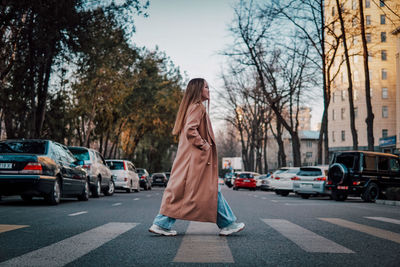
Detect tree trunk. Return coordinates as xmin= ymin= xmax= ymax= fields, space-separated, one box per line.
xmin=336 ymin=0 xmax=358 ymax=150
xmin=358 ymin=0 xmax=374 ymax=151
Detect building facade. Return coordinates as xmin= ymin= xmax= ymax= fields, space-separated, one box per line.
xmin=394 ymin=27 xmax=400 ymax=152
xmin=326 ymin=0 xmax=400 ymax=154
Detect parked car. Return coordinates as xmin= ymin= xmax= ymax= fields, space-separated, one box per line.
xmin=224 ymin=172 xmax=235 ymax=188
xmin=292 ymin=166 xmax=329 ymax=199
xmin=0 ymin=139 xmax=89 ymax=205
xmin=106 ymin=160 xmax=140 ymax=193
xmin=269 ymin=168 xmax=291 ymax=191
xmin=136 ymin=168 xmax=152 ymax=190
xmin=254 ymin=174 xmax=269 ymax=189
xmin=326 ymin=151 xmax=400 ymax=202
xmin=273 ymin=167 xmax=301 ymax=196
xmin=164 ymin=172 xmax=171 ymax=183
xmin=258 ymin=174 xmax=273 ymax=191
xmin=151 ymin=173 xmax=168 ymax=187
xmin=233 ymin=171 xmax=261 ymax=191
xmin=68 ymin=146 xmax=114 ymax=197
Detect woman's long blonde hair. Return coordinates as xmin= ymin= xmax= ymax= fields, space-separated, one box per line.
xmin=172 ymin=78 xmax=206 ymax=135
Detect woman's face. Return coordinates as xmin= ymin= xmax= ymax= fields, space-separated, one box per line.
xmin=201 ymin=81 xmax=209 ymax=101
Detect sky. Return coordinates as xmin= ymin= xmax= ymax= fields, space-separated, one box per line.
xmin=131 ymin=0 xmax=322 ymax=131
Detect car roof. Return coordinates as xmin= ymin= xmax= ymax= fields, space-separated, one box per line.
xmin=336 ymin=151 xmax=399 ymax=158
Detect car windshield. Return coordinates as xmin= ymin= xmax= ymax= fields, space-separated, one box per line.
xmin=275 ymin=169 xmax=288 ymax=175
xmin=287 ymin=169 xmax=300 ymax=174
xmin=68 ymin=148 xmax=90 ymax=161
xmin=239 ymin=173 xmax=253 ymax=178
xmin=298 ymin=168 xmax=322 ymax=176
xmin=137 ymin=169 xmax=145 ymax=174
xmin=336 ymin=154 xmax=358 ymax=169
xmin=0 ymin=141 xmax=46 ymax=154
xmin=107 ymin=161 xmax=124 ymax=170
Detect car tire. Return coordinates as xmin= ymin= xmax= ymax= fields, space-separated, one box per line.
xmin=280 ymin=191 xmax=289 ymax=197
xmin=78 ymin=179 xmax=89 ymax=201
xmin=46 ymin=179 xmax=61 ymax=205
xmin=332 ymin=190 xmax=347 ymax=201
xmin=275 ymin=190 xmax=281 ymax=195
xmin=21 ymin=195 xmax=33 ymax=202
xmin=361 ymin=183 xmax=379 ymax=202
xmin=300 ymin=194 xmax=310 ymax=199
xmin=104 ymin=180 xmax=115 ymax=196
xmin=92 ymin=179 xmax=101 ymax=198
xmin=148 ymin=184 xmax=152 ymax=190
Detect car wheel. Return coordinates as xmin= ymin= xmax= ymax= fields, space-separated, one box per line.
xmin=46 ymin=179 xmax=61 ymax=205
xmin=332 ymin=190 xmax=347 ymax=201
xmin=78 ymin=179 xmax=89 ymax=201
xmin=362 ymin=183 xmax=379 ymax=202
xmin=280 ymin=191 xmax=289 ymax=197
xmin=275 ymin=190 xmax=281 ymax=195
xmin=104 ymin=180 xmax=115 ymax=196
xmin=92 ymin=179 xmax=101 ymax=198
xmin=21 ymin=195 xmax=33 ymax=202
xmin=300 ymin=194 xmax=310 ymax=199
xmin=148 ymin=184 xmax=152 ymax=190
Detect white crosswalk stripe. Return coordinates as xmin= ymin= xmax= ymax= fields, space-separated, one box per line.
xmin=261 ymin=219 xmax=354 ymax=253
xmin=365 ymin=216 xmax=400 ymax=225
xmin=319 ymin=218 xmax=400 ymax=244
xmin=0 ymin=222 xmax=138 ymax=267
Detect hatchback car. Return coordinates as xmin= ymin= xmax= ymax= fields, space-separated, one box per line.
xmin=273 ymin=167 xmax=301 ymax=196
xmin=151 ymin=173 xmax=168 ymax=187
xmin=292 ymin=166 xmax=329 ymax=199
xmin=68 ymin=146 xmax=114 ymax=197
xmin=106 ymin=160 xmax=140 ymax=193
xmin=233 ymin=172 xmax=261 ymax=191
xmin=136 ymin=168 xmax=152 ymax=190
xmin=0 ymin=139 xmax=88 ymax=205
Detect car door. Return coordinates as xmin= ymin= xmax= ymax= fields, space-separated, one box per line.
xmin=62 ymin=146 xmax=85 ymax=193
xmin=53 ymin=143 xmax=75 ymax=194
xmin=96 ymin=152 xmax=111 ymax=186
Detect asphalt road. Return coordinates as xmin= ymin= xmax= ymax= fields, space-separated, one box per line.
xmin=0 ymin=185 xmax=400 ymax=266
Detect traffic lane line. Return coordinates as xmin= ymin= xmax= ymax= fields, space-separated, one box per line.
xmin=0 ymin=224 xmax=29 ymax=234
xmin=262 ymin=219 xmax=354 ymax=253
xmin=112 ymin=203 xmax=122 ymax=206
xmin=365 ymin=216 xmax=400 ymax=225
xmin=319 ymin=218 xmax=400 ymax=244
xmin=133 ymin=198 xmax=140 ymax=201
xmin=68 ymin=211 xmax=88 ymax=217
xmin=173 ymin=222 xmax=234 ymax=263
xmin=0 ymin=222 xmax=138 ymax=267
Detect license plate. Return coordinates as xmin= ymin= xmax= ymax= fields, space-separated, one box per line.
xmin=0 ymin=163 xmax=12 ymax=169
xmin=337 ymin=186 xmax=348 ymax=190
xmin=301 ymin=184 xmax=312 ymax=188
xmin=244 ymin=179 xmax=250 ymax=182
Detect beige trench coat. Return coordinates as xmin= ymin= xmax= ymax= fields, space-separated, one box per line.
xmin=159 ymin=102 xmax=218 ymax=223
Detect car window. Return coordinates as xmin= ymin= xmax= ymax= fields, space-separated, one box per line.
xmin=107 ymin=161 xmax=124 ymax=170
xmin=0 ymin=141 xmax=47 ymax=154
xmin=363 ymin=155 xmax=376 ymax=171
xmin=378 ymin=156 xmax=389 ymax=171
xmin=54 ymin=144 xmax=73 ymax=163
xmin=95 ymin=152 xmax=106 ymax=165
xmin=69 ymin=148 xmax=90 ymax=161
xmin=128 ymin=163 xmax=134 ymax=172
xmin=287 ymin=169 xmax=300 ymax=174
xmin=336 ymin=154 xmax=357 ymax=169
xmin=239 ymin=173 xmax=253 ymax=178
xmin=298 ymin=168 xmax=322 ymax=176
xmin=390 ymin=158 xmax=400 ymax=172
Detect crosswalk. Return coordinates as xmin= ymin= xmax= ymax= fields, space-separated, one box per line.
xmin=0 ymin=216 xmax=399 ymax=265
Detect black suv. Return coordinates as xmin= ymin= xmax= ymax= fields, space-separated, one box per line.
xmin=326 ymin=151 xmax=400 ymax=202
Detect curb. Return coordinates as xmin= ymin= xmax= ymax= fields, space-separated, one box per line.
xmin=376 ymin=199 xmax=400 ymax=206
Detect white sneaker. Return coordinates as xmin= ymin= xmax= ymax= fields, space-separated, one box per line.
xmin=148 ymin=224 xmax=177 ymax=236
xmin=219 ymin=222 xmax=245 ymax=236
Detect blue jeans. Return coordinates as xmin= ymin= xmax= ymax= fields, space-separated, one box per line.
xmin=153 ymin=186 xmax=237 ymax=230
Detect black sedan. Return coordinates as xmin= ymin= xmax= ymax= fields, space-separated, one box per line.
xmin=0 ymin=139 xmax=89 ymax=205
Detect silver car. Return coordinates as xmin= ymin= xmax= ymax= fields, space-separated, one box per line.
xmin=68 ymin=146 xmax=114 ymax=197
xmin=293 ymin=166 xmax=329 ymax=199
xmin=106 ymin=160 xmax=140 ymax=193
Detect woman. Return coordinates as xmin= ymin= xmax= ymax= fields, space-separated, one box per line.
xmin=149 ymin=78 xmax=245 ymax=236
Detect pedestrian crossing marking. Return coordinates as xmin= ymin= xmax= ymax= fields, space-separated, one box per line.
xmin=174 ymin=222 xmax=234 ymax=263
xmin=319 ymin=218 xmax=400 ymax=244
xmin=365 ymin=216 xmax=400 ymax=225
xmin=0 ymin=222 xmax=138 ymax=267
xmin=0 ymin=224 xmax=29 ymax=234
xmin=261 ymin=219 xmax=354 ymax=253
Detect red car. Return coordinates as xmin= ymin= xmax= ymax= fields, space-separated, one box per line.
xmin=233 ymin=172 xmax=260 ymax=191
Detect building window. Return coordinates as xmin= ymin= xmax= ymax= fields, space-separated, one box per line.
xmin=306 ymin=140 xmax=312 ymax=148
xmin=366 ymin=15 xmax=371 ymax=25
xmin=381 ymin=32 xmax=386 ymax=42
xmin=380 ymin=15 xmax=386 ymax=25
xmin=332 ymin=7 xmax=335 ymax=16
xmin=381 ymin=50 xmax=387 ymax=61
xmin=366 ymin=33 xmax=371 ymax=43
xmin=341 ymin=72 xmax=344 ymax=83
xmin=354 ymin=107 xmax=358 ymax=118
xmin=382 ymin=87 xmax=388 ymax=99
xmin=332 ymin=131 xmax=335 ymax=142
xmin=341 ymin=130 xmax=345 ymax=141
xmin=341 ymin=90 xmax=346 ymax=101
xmin=332 ymin=109 xmax=336 ymax=120
xmin=306 ymin=152 xmax=313 ymax=158
xmin=341 ymin=108 xmax=345 ymax=120
xmin=382 ymin=106 xmax=388 ymax=118
xmin=332 ymin=92 xmax=335 ymax=103
xmin=380 ymin=0 xmax=385 ymax=7
xmin=352 ymin=0 xmax=357 ymax=9
xmin=382 ymin=69 xmax=387 ymax=80
xmin=352 ymin=18 xmax=357 ymax=27
xmin=382 ymin=129 xmax=388 ymax=138
xmin=365 ymin=0 xmax=370 ymax=8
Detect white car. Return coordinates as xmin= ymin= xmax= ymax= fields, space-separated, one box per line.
xmin=293 ymin=166 xmax=329 ymax=199
xmin=269 ymin=168 xmax=291 ymax=190
xmin=273 ymin=167 xmax=301 ymax=196
xmin=106 ymin=160 xmax=140 ymax=193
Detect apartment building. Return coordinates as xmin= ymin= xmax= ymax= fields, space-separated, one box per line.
xmin=326 ymin=0 xmax=400 ymax=154
xmin=394 ymin=26 xmax=400 ymax=152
